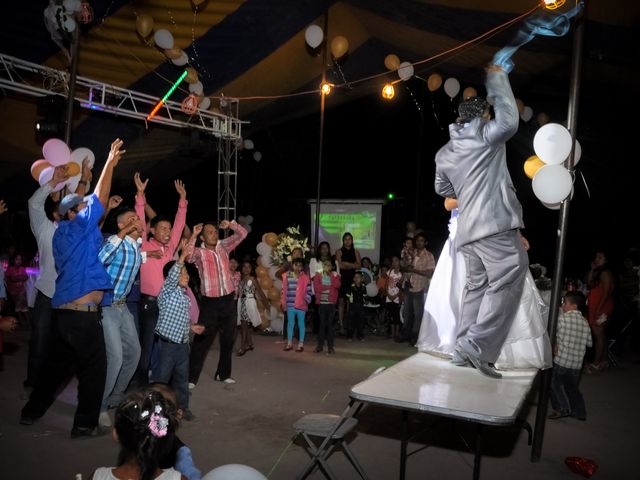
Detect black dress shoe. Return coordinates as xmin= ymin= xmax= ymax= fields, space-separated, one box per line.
xmin=19 ymin=415 xmax=35 ymax=426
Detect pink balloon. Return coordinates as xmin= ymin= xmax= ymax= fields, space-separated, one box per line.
xmin=38 ymin=166 xmax=66 ymax=192
xmin=42 ymin=138 xmax=71 ymax=166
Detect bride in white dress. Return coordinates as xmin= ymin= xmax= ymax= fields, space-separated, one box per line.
xmin=417 ymin=199 xmax=552 ymax=370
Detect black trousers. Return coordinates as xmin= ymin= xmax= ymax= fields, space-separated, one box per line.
xmin=133 ymin=296 xmax=159 ymax=387
xmin=26 ymin=290 xmax=54 ymax=387
xmin=21 ymin=308 xmax=106 ymax=430
xmin=189 ymin=294 xmax=236 ymax=384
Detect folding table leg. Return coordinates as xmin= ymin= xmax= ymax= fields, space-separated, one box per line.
xmin=342 ymin=442 xmax=369 ymax=480
xmin=400 ymin=410 xmax=408 ymax=480
xmin=473 ymin=424 xmax=482 ymax=480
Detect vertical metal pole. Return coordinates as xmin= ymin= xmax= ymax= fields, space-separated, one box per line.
xmin=313 ymin=8 xmax=329 ymax=249
xmin=531 ymin=2 xmax=585 ymax=462
xmin=64 ymin=29 xmax=81 ymax=144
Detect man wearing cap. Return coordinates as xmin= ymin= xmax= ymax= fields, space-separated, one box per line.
xmin=434 ymin=64 xmax=528 ymax=379
xmin=21 ymin=138 xmax=125 ymax=437
xmin=24 ymin=159 xmax=92 ymax=392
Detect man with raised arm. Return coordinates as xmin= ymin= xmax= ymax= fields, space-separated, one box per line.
xmin=21 ymin=139 xmax=125 ymax=437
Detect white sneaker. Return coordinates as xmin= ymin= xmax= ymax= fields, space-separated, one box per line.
xmin=188 ymin=382 xmax=196 ymax=390
xmin=99 ymin=411 xmax=112 ymax=427
xmin=223 ymin=377 xmax=236 ymax=384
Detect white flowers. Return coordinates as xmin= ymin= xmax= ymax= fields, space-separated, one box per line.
xmin=270 ymin=225 xmax=310 ymax=266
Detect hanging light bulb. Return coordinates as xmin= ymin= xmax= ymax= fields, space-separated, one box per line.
xmin=77 ymin=1 xmax=94 ymax=24
xmin=543 ymin=0 xmax=566 ymax=10
xmin=320 ymin=81 xmax=333 ymax=95
xmin=382 ymin=83 xmax=395 ymax=100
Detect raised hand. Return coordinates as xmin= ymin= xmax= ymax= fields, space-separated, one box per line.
xmin=134 ymin=172 xmax=149 ymax=194
xmin=108 ymin=195 xmax=123 ymax=211
xmin=219 ymin=219 xmax=230 ymax=230
xmin=0 ymin=199 xmax=7 ymax=215
xmin=81 ymin=156 xmax=93 ymax=183
xmin=50 ymin=165 xmax=70 ymax=186
xmin=174 ymin=179 xmax=187 ymax=200
xmin=107 ymin=138 xmax=125 ymax=166
xmin=192 ymin=223 xmax=203 ymax=237
xmin=179 ymin=238 xmax=193 ymax=261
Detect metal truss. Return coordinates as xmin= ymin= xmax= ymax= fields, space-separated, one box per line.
xmin=0 ymin=52 xmax=243 ymax=218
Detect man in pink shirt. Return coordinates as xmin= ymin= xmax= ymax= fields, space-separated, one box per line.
xmin=187 ymin=220 xmax=247 ymax=386
xmin=133 ymin=173 xmax=188 ymax=386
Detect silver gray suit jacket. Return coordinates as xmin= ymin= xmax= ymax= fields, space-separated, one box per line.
xmin=434 ymin=69 xmax=523 ymax=247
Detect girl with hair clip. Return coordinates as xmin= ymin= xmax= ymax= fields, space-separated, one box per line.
xmin=91 ymin=389 xmax=186 ymax=480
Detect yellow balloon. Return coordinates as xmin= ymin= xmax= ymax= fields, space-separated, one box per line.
xmin=193 ymin=0 xmax=206 ymax=5
xmin=384 ymin=54 xmax=400 ymax=71
xmin=330 ymin=35 xmax=349 ymax=59
xmin=537 ymin=112 xmax=550 ymax=126
xmin=185 ymin=67 xmax=199 ymax=84
xmin=136 ymin=14 xmax=154 ymax=38
xmin=66 ymin=162 xmax=80 ymax=177
xmin=515 ymin=98 xmax=525 ymax=115
xmin=265 ymin=232 xmax=279 ymax=247
xmin=524 ymin=155 xmax=545 ymax=179
xmin=462 ymin=87 xmax=477 ymax=100
xmin=427 ymin=73 xmax=442 ymax=92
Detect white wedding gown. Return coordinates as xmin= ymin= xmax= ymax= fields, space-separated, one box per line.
xmin=417 ymin=209 xmax=552 ymax=370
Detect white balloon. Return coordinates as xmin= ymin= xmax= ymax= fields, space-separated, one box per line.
xmin=565 ymin=140 xmax=582 ymax=165
xmin=189 ymin=81 xmax=204 ymax=95
xmin=253 ymin=151 xmax=262 ymax=162
xmin=171 ymin=52 xmax=189 ymax=66
xmin=256 ymin=242 xmax=272 ymax=257
xmin=273 ymin=278 xmax=282 ymax=291
xmin=202 ymin=464 xmax=267 ymax=480
xmin=443 ymin=78 xmax=461 ymax=98
xmin=63 ymin=16 xmax=77 ymax=33
xmin=304 ymin=25 xmax=324 ymax=49
xmin=259 ymin=254 xmax=272 ymax=268
xmin=268 ymin=266 xmax=279 ymax=280
xmin=237 ymin=215 xmax=246 ymax=224
xmin=38 ymin=167 xmax=66 ymax=192
xmin=244 ymin=224 xmax=252 ymax=233
xmin=532 ymin=164 xmax=573 ymax=204
xmin=269 ymin=309 xmax=283 ymax=333
xmin=397 ymin=61 xmax=414 ymax=81
xmin=70 ymin=147 xmax=95 ymax=169
xmin=366 ymin=283 xmax=379 ymax=297
xmin=198 ymin=97 xmax=211 ymax=110
xmin=533 ymin=123 xmax=573 ymax=165
xmin=244 ymin=215 xmax=254 ymax=224
xmin=520 ymin=106 xmax=534 ymax=122
xmin=541 ymin=187 xmax=574 ymax=210
xmin=243 ymin=139 xmax=254 ymax=150
xmin=154 ymin=29 xmax=174 ymax=50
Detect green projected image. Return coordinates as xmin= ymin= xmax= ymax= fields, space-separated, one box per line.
xmin=316 ymin=211 xmax=377 ymax=249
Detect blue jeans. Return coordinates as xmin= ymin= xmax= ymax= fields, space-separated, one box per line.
xmin=101 ymin=304 xmax=141 ymax=410
xmin=287 ymin=308 xmax=306 ymax=343
xmin=152 ymin=339 xmax=190 ymax=410
xmin=550 ymin=363 xmax=586 ymax=419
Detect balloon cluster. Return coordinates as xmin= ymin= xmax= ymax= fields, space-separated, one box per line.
xmin=30 ymin=139 xmax=95 ymax=193
xmin=527 ymin=122 xmax=582 ymax=209
xmin=135 ymin=14 xmax=210 ymax=111
xmin=255 ymin=232 xmax=284 ymax=332
xmin=241 ymin=139 xmax=262 ymax=162
xmin=202 ymin=464 xmax=267 ymax=480
xmin=304 ymin=25 xmax=350 ymax=60
xmin=237 ymin=215 xmax=254 ymax=233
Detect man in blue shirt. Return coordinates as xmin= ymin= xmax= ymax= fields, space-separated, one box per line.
xmin=20 ymin=138 xmax=125 ymax=438
xmin=97 ymin=207 xmax=143 ymax=427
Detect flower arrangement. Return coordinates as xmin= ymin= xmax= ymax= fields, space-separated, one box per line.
xmin=270 ymin=225 xmax=310 ymax=266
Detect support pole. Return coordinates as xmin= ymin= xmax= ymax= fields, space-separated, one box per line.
xmin=531 ymin=2 xmax=586 ymax=462
xmin=313 ymin=7 xmax=329 ymax=249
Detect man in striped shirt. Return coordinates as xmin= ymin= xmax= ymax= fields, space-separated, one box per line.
xmin=187 ymin=220 xmax=247 ymax=386
xmin=97 ymin=208 xmax=143 ymax=426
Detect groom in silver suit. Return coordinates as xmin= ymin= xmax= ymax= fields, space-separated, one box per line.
xmin=434 ymin=64 xmax=528 ymax=378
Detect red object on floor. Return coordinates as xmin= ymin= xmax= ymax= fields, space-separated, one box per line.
xmin=565 ymin=457 xmax=598 ymax=477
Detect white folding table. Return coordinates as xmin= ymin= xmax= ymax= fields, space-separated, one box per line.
xmin=350 ymin=353 xmax=539 ymax=479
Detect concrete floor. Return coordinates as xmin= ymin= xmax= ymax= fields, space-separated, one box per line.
xmin=1 ymin=325 xmax=639 ymax=480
